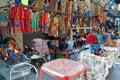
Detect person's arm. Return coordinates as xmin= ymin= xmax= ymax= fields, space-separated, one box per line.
xmin=102 ymin=36 xmax=111 ymax=46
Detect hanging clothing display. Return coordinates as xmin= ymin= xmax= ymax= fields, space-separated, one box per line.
xmin=40 ymin=12 xmax=50 ymax=34
xmin=31 ymin=11 xmax=40 ymax=32
xmin=51 ymin=14 xmax=59 ymax=37
xmin=64 ymin=15 xmax=71 ymax=34
xmin=19 ymin=5 xmax=24 ymax=32
xmin=61 ymin=0 xmax=67 ymax=13
xmin=0 ymin=9 xmax=9 ymax=35
xmin=73 ymin=0 xmax=79 ymax=12
xmin=68 ymin=1 xmax=73 ymax=14
xmin=54 ymin=0 xmax=58 ymax=11
xmin=91 ymin=1 xmax=96 ymax=16
xmin=10 ymin=7 xmax=15 ymax=29
xmin=14 ymin=6 xmax=21 ymax=33
xmin=98 ymin=7 xmax=105 ymax=24
xmin=24 ymin=8 xmax=31 ymax=34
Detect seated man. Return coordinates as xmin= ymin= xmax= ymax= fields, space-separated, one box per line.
xmin=56 ymin=38 xmax=69 ymax=59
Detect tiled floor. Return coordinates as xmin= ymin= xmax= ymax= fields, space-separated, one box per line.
xmin=106 ymin=64 xmax=120 ymax=80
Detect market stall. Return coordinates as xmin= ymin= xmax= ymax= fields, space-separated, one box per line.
xmin=78 ymin=47 xmax=119 ymax=80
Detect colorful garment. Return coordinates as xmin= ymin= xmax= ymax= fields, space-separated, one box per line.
xmin=40 ymin=13 xmax=45 ymax=33
xmin=0 ymin=10 xmax=9 ymax=35
xmin=19 ymin=6 xmax=24 ymax=32
xmin=32 ymin=39 xmax=49 ymax=54
xmin=24 ymin=9 xmax=31 ymax=34
xmin=14 ymin=7 xmax=20 ymax=33
xmin=40 ymin=12 xmax=50 ymax=34
xmin=64 ymin=16 xmax=71 ymax=34
xmin=31 ymin=11 xmax=40 ymax=32
xmin=51 ymin=15 xmax=59 ymax=37
xmin=61 ymin=0 xmax=67 ymax=12
xmin=68 ymin=1 xmax=73 ymax=14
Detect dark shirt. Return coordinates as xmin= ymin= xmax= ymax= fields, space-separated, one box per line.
xmin=58 ymin=43 xmax=68 ymax=51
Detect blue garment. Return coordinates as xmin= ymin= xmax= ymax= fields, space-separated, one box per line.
xmin=90 ymin=45 xmax=95 ymax=53
xmin=15 ymin=0 xmax=21 ymax=4
xmin=90 ymin=45 xmax=101 ymax=53
xmin=98 ymin=35 xmax=104 ymax=44
xmin=71 ymin=50 xmax=78 ymax=61
xmin=95 ymin=45 xmax=101 ymax=50
xmin=68 ymin=41 xmax=73 ymax=50
xmin=112 ymin=0 xmax=115 ymax=5
xmin=6 ymin=49 xmax=17 ymax=61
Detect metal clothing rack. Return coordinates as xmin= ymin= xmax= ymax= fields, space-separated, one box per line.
xmin=0 ymin=5 xmax=9 ymax=9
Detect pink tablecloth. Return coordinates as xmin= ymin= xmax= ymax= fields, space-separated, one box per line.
xmin=40 ymin=59 xmax=87 ymax=80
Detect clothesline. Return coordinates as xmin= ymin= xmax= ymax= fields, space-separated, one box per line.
xmin=8 ymin=1 xmax=99 ymax=18
xmin=0 ymin=5 xmax=9 ymax=9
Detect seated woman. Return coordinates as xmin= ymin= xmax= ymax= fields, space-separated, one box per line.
xmin=67 ymin=36 xmax=79 ymax=61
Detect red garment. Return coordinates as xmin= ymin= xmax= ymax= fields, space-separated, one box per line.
xmin=19 ymin=6 xmax=24 ymax=32
xmin=10 ymin=7 xmax=15 ymax=27
xmin=40 ymin=13 xmax=45 ymax=33
xmin=86 ymin=33 xmax=98 ymax=44
xmin=14 ymin=6 xmax=21 ymax=33
xmin=64 ymin=16 xmax=69 ymax=28
xmin=40 ymin=13 xmax=45 ymax=26
xmin=44 ymin=13 xmax=48 ymax=25
xmin=24 ymin=9 xmax=31 ymax=34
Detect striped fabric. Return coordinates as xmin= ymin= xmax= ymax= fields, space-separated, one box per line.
xmin=32 ymin=38 xmax=49 ymax=54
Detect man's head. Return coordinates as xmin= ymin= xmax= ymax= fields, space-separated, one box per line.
xmin=62 ymin=37 xmax=68 ymax=44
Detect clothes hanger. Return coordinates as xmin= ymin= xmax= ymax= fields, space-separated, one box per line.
xmin=24 ymin=6 xmax=28 ymax=10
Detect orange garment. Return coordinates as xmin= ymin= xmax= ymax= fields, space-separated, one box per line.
xmin=19 ymin=5 xmax=24 ymax=32
xmin=10 ymin=7 xmax=15 ymax=28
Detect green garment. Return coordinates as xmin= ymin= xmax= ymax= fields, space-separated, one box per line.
xmin=21 ymin=0 xmax=28 ymax=6
xmin=31 ymin=12 xmax=40 ymax=29
xmin=96 ymin=4 xmax=100 ymax=14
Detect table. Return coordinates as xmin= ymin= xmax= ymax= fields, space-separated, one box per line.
xmin=117 ymin=39 xmax=120 ymax=54
xmin=78 ymin=47 xmax=119 ymax=80
xmin=40 ymin=59 xmax=87 ymax=80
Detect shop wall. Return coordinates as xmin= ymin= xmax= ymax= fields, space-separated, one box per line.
xmin=0 ymin=0 xmax=14 ymax=7
xmin=11 ymin=33 xmax=23 ymax=51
